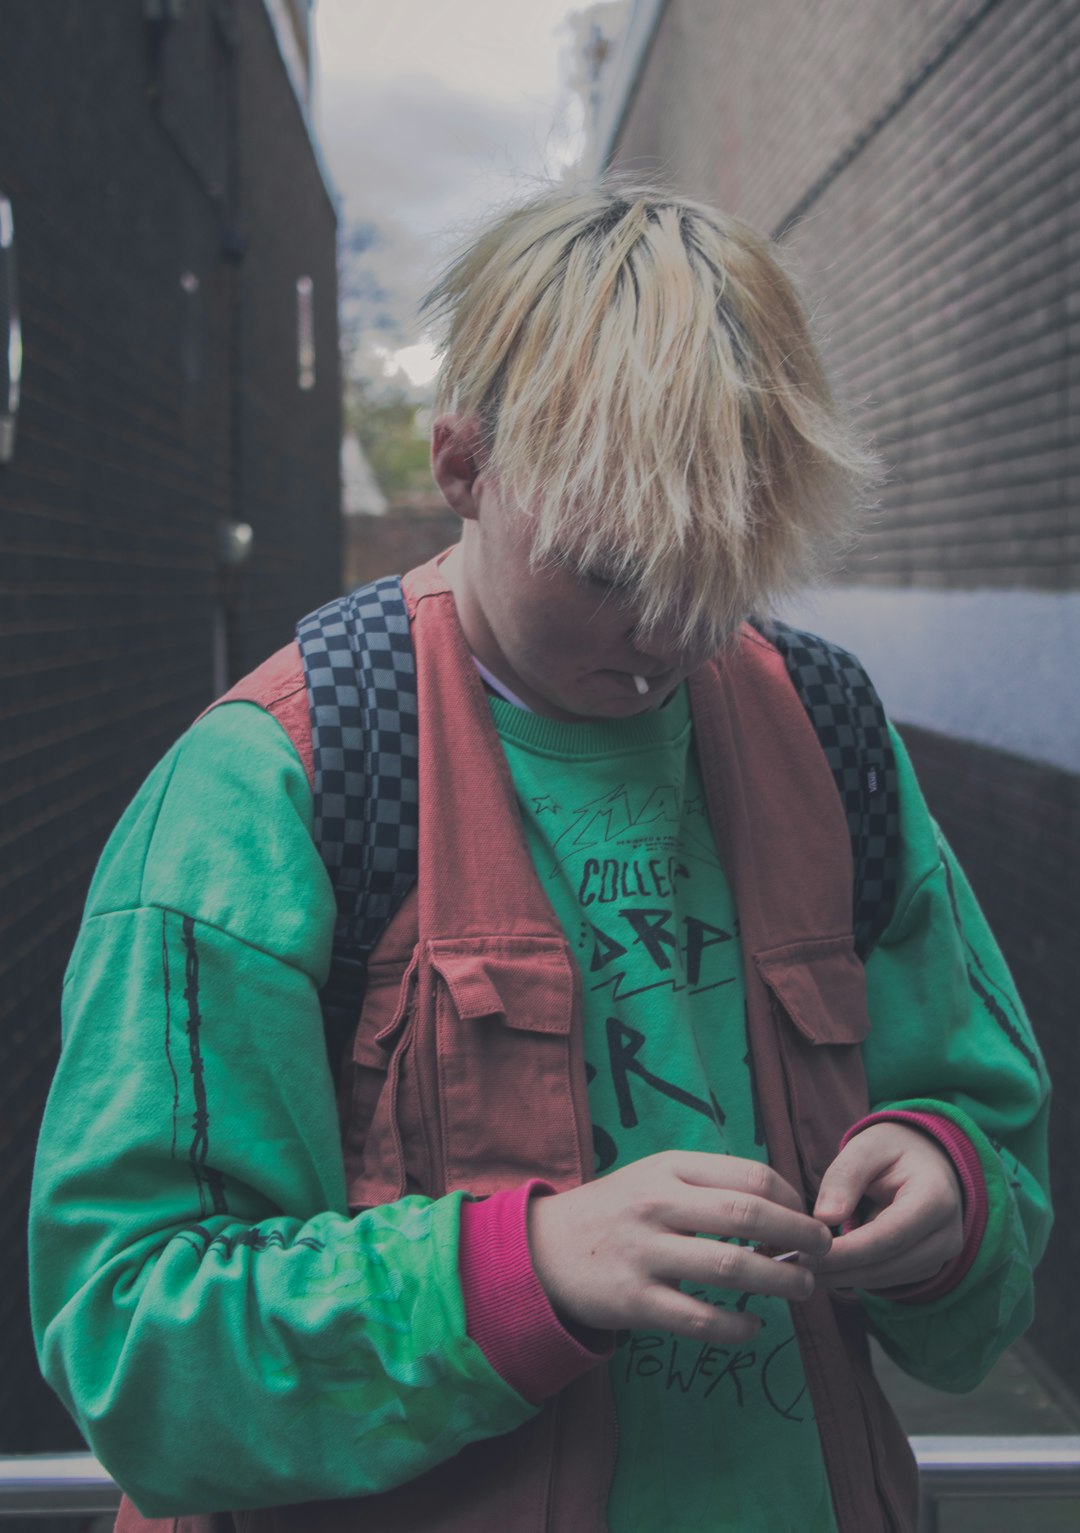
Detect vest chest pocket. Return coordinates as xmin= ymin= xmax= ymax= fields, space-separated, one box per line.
xmin=342 ymin=952 xmax=428 ymax=1210
xmin=427 ymin=936 xmax=586 ymax=1197
xmin=754 ymin=939 xmax=871 ymax=1200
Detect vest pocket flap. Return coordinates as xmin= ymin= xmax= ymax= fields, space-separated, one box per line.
xmin=428 ymin=938 xmax=574 ymax=1034
xmin=350 ymin=955 xmax=417 ymax=1064
xmin=754 ymin=940 xmax=869 ymax=1046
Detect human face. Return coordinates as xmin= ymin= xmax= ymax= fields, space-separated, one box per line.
xmin=440 ymin=459 xmax=714 ymax=723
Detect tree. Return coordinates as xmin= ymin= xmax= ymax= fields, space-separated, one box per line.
xmin=345 ymin=378 xmax=432 ymax=504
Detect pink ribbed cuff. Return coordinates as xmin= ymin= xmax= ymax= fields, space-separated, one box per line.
xmin=458 ymin=1181 xmax=613 ymax=1404
xmin=840 ymin=1111 xmax=988 ymax=1303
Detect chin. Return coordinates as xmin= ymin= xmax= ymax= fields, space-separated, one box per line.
xmin=580 ymin=692 xmax=659 ymax=719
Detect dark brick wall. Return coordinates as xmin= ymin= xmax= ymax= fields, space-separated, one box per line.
xmin=899 ymin=724 xmax=1079 ymax=1401
xmin=612 ymin=0 xmax=1079 ymax=590
xmin=230 ymin=0 xmax=342 ymax=674
xmin=0 ymin=0 xmax=339 ymax=1451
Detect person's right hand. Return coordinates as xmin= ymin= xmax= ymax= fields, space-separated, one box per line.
xmin=527 ymin=1150 xmax=832 ymax=1345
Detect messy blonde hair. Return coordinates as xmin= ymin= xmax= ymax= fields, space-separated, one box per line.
xmin=423 ymin=182 xmax=876 ymax=648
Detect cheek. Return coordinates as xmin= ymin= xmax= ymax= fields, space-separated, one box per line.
xmin=534 ymin=613 xmax=624 ymax=672
xmin=520 ymin=620 xmax=591 ymax=670
xmin=503 ymin=569 xmax=632 ymax=674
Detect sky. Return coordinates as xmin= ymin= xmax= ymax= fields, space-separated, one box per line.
xmin=311 ymin=0 xmax=618 ymax=389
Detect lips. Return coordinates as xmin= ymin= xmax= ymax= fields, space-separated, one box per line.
xmin=617 ymin=669 xmax=680 ymax=704
xmin=629 ymin=668 xmax=677 ymax=690
xmin=591 ymin=668 xmax=678 ymax=700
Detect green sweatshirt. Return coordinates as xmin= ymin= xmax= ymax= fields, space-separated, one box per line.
xmin=489 ymin=684 xmax=1050 ymax=1531
xmin=30 ymin=697 xmax=1051 ymax=1518
xmin=492 ymin=683 xmax=838 ymax=1531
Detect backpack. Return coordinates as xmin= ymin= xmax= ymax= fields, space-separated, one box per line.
xmin=296 ymin=577 xmax=899 ymax=1064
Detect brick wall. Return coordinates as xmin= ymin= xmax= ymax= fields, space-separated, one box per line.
xmin=614 ymin=0 xmax=1079 ymax=588
xmin=344 ymin=500 xmax=460 ymax=592
xmin=609 ymin=0 xmax=1078 ymax=1392
xmin=230 ymin=0 xmax=342 ymax=672
xmin=0 ymin=0 xmax=339 ymax=1450
xmin=618 ymin=0 xmax=974 ymax=236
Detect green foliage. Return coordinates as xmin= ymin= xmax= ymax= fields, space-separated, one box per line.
xmin=345 ymin=382 xmax=432 ymax=503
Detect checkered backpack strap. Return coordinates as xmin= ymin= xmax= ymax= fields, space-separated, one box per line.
xmin=296 ymin=576 xmax=419 ymax=1063
xmin=752 ymin=619 xmax=900 ymax=960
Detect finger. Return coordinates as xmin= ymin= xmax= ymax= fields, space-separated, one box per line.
xmin=668 ymin=1153 xmax=805 ymax=1215
xmin=641 ymin=1284 xmax=765 ymax=1347
xmin=814 ymin=1208 xmax=949 ymax=1281
xmin=661 ymin=1187 xmax=832 ymax=1258
xmin=818 ymin=1265 xmax=926 ymax=1293
xmin=815 ymin=1188 xmax=953 ymax=1274
xmin=814 ymin=1136 xmax=897 ymax=1226
xmin=816 ymin=1240 xmax=951 ymax=1293
xmin=652 ymin=1235 xmax=816 ymax=1302
xmin=816 ymin=1214 xmax=917 ymax=1274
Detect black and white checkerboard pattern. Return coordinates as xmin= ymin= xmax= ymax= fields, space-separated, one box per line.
xmin=757 ymin=618 xmax=900 ymax=958
xmin=297 ymin=577 xmax=419 ymax=1047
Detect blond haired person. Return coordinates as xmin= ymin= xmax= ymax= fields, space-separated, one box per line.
xmin=32 ymin=186 xmax=1050 ymax=1533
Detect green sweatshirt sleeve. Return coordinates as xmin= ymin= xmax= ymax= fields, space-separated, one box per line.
xmin=29 ymin=703 xmax=535 ymax=1517
xmin=859 ymin=726 xmax=1052 ymax=1391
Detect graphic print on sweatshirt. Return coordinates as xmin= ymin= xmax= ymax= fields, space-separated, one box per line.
xmin=490 ymin=687 xmax=838 ymax=1533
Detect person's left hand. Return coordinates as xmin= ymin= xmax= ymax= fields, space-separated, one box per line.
xmin=811 ymin=1123 xmax=964 ymax=1293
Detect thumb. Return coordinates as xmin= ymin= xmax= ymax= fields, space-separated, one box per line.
xmin=814 ymin=1132 xmax=887 ymax=1226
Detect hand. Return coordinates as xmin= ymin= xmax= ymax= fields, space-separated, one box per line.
xmin=813 ymin=1123 xmax=964 ymax=1293
xmin=526 ymin=1150 xmax=832 ymax=1345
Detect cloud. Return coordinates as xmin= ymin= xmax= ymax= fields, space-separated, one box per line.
xmin=321 ymin=74 xmax=548 ymax=237
xmin=315 ymin=0 xmax=582 ymax=107
xmin=324 ymin=72 xmax=569 ymax=375
xmin=338 ymin=212 xmax=429 ymax=363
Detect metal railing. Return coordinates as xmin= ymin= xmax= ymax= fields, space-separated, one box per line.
xmin=2 ymin=1439 xmax=1080 ymax=1523
xmin=911 ymin=1435 xmax=1080 ymax=1532
xmin=0 ymin=1453 xmax=119 ymax=1518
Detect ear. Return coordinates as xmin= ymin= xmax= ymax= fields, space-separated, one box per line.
xmin=431 ymin=413 xmax=485 ymax=521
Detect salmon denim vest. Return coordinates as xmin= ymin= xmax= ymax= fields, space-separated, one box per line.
xmin=116 ymin=559 xmax=918 ymax=1533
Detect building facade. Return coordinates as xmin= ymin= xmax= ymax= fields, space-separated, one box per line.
xmin=0 ymin=0 xmax=340 ymax=1450
xmin=592 ymin=0 xmax=1078 ymax=1398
